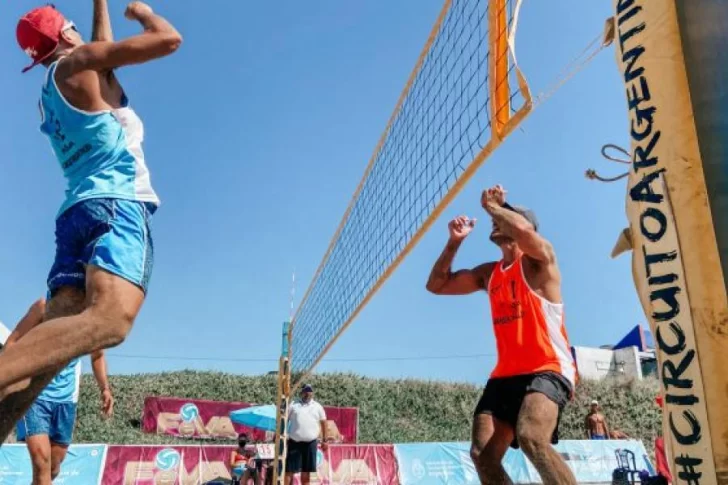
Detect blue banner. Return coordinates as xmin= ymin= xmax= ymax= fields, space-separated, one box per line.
xmin=394 ymin=440 xmax=654 ymax=484
xmin=0 ymin=444 xmax=106 ymax=485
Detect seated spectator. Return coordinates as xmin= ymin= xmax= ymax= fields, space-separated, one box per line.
xmin=230 ymin=433 xmax=259 ymax=485
xmin=609 ymin=429 xmax=631 ymax=440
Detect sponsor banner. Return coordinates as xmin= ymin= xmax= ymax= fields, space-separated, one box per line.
xmin=102 ymin=445 xmax=398 ymax=485
xmin=142 ymin=396 xmax=359 ymax=443
xmin=394 ymin=440 xmax=654 ymax=484
xmin=291 ymin=444 xmax=400 ymax=485
xmin=0 ymin=444 xmax=106 ymax=485
xmin=394 ymin=442 xmax=480 ymax=484
xmin=102 ymin=445 xmax=233 ymax=485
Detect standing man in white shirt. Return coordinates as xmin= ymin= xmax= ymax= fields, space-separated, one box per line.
xmin=286 ymin=384 xmax=328 ymax=485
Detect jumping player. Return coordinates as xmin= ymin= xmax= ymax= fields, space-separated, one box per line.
xmin=426 ymin=185 xmax=577 ymax=485
xmin=0 ymin=0 xmax=181 ymax=441
xmin=4 ymin=299 xmax=113 ymax=485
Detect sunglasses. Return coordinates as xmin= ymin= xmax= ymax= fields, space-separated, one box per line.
xmin=62 ymin=20 xmax=78 ymax=33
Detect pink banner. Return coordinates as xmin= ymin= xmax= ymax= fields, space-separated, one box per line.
xmin=312 ymin=445 xmax=400 ymax=485
xmin=142 ymin=397 xmax=359 ymax=443
xmin=102 ymin=445 xmax=233 ymax=485
xmin=102 ymin=445 xmax=399 ymax=485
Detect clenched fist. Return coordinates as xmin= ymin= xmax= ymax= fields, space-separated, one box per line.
xmin=448 ymin=215 xmax=476 ymax=242
xmin=125 ymin=1 xmax=153 ymax=21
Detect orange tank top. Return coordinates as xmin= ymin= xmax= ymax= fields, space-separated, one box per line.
xmin=487 ymin=256 xmax=576 ymax=386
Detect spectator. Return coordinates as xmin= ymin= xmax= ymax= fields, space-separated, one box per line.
xmin=285 ymin=384 xmax=328 ymax=485
xmin=609 ymin=429 xmax=631 ymax=440
xmin=585 ymin=400 xmax=611 ymax=440
xmin=230 ymin=433 xmax=259 ymax=485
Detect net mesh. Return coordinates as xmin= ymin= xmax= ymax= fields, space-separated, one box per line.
xmin=291 ymin=0 xmax=528 ymax=376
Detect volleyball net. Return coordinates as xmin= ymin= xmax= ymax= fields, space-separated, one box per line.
xmin=288 ymin=0 xmax=533 ymax=385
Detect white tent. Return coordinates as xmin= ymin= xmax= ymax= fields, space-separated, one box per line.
xmin=0 ymin=321 xmax=10 ymax=347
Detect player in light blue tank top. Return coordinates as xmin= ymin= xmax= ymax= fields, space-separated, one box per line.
xmin=41 ymin=60 xmax=159 ymax=218
xmin=0 ymin=0 xmax=182 ymax=456
xmin=41 ymin=54 xmax=158 ymax=294
xmin=4 ymin=299 xmax=113 ymax=483
xmin=36 ymin=359 xmax=82 ymax=404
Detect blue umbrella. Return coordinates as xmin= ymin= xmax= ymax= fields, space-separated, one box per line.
xmin=229 ymin=404 xmax=278 ymax=432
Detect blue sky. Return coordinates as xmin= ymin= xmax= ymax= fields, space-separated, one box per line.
xmin=0 ymin=0 xmax=642 ymax=385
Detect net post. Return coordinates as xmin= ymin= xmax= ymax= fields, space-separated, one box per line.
xmin=489 ymin=0 xmax=511 ymax=138
xmin=675 ymin=0 xmax=728 ymax=481
xmin=272 ymin=321 xmax=292 ymax=485
xmin=614 ymin=0 xmax=728 ymax=481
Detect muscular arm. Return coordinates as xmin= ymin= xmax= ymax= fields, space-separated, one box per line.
xmin=486 ymin=204 xmax=555 ymax=263
xmin=426 ymin=239 xmax=493 ymax=295
xmin=63 ymin=7 xmax=181 ymax=75
xmin=3 ymin=299 xmax=46 ymax=348
xmin=92 ymin=0 xmax=114 ymax=42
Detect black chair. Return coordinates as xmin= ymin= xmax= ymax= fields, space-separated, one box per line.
xmin=614 ymin=449 xmax=642 ymax=485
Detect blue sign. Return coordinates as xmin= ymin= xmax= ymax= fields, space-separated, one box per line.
xmin=0 ymin=444 xmax=106 ymax=485
xmin=395 ymin=440 xmax=654 ymax=484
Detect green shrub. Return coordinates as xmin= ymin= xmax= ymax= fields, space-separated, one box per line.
xmin=74 ymin=371 xmax=662 ymax=454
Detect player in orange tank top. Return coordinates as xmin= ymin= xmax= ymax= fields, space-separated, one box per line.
xmin=426 ymin=185 xmax=577 ymax=485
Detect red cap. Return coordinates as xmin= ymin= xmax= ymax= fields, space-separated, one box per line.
xmin=17 ymin=5 xmax=66 ymax=73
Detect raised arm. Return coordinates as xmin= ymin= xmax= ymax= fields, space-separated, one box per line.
xmin=426 ymin=216 xmax=495 ymax=295
xmin=91 ymin=350 xmax=114 ymax=418
xmin=92 ymin=0 xmax=114 ymax=42
xmin=481 ymin=187 xmax=555 ymax=264
xmin=64 ymin=2 xmax=182 ymax=75
xmin=3 ymin=298 xmax=46 ymax=349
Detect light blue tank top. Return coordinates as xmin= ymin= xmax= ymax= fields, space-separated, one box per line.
xmin=39 ymin=60 xmax=159 ymax=217
xmin=39 ymin=358 xmax=81 ymax=403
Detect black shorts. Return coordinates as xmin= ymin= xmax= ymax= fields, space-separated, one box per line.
xmin=474 ymin=371 xmax=572 ymax=449
xmin=286 ymin=439 xmax=318 ymax=473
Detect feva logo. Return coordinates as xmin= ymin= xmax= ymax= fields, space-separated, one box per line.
xmin=157 ymin=403 xmax=237 ymax=439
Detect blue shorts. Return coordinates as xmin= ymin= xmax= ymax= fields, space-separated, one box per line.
xmin=16 ymin=399 xmax=77 ymax=446
xmin=48 ymin=198 xmax=155 ymax=294
xmin=591 ymin=434 xmax=607 ymax=440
